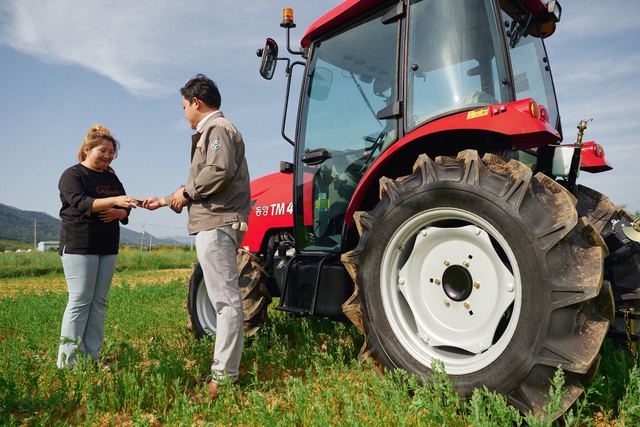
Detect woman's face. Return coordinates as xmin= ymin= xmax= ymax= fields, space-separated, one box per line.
xmin=83 ymin=139 xmax=116 ymax=171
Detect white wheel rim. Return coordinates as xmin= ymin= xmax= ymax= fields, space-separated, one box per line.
xmin=380 ymin=208 xmax=522 ymax=375
xmin=195 ymin=279 xmax=217 ymax=335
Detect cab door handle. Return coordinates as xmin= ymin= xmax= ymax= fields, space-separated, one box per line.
xmin=301 ymin=148 xmax=332 ymax=165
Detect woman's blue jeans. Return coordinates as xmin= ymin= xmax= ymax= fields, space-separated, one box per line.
xmin=57 ymin=252 xmax=117 ymax=368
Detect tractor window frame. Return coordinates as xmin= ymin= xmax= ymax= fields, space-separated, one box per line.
xmin=499 ymin=7 xmax=562 ymax=136
xmin=293 ymin=3 xmax=402 ymax=254
xmin=403 ymin=0 xmax=512 ymax=132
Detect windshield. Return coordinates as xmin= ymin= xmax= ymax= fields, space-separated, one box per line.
xmin=407 ymin=0 xmax=510 ymax=130
xmin=296 ymin=8 xmax=398 ymax=251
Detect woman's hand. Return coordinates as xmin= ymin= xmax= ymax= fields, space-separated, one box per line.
xmin=91 ymin=195 xmax=139 ymax=213
xmin=99 ymin=208 xmax=127 ymax=223
xmin=111 ymin=195 xmax=139 ymax=209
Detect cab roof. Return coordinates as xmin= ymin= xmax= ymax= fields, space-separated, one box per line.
xmin=301 ymin=0 xmax=553 ymax=47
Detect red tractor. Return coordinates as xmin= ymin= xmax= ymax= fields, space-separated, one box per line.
xmin=188 ymin=0 xmax=640 ymax=416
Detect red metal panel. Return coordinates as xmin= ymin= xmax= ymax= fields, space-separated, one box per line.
xmin=242 ymin=172 xmax=293 ymax=252
xmin=302 ymin=171 xmax=314 ymax=226
xmin=343 ymin=98 xmax=561 ymax=226
xmin=301 ymin=0 xmax=551 ymax=47
xmin=301 ymin=0 xmax=386 ymax=47
xmin=580 ymin=141 xmax=613 ymax=172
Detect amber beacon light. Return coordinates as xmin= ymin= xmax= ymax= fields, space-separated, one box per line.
xmin=281 ymin=7 xmax=296 ymax=28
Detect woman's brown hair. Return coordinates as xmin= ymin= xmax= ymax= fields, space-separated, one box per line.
xmin=77 ymin=124 xmax=119 ymax=161
xmin=77 ymin=124 xmax=120 ymax=172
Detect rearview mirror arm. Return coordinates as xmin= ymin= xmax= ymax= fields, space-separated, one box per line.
xmin=281 ymin=61 xmax=306 ymax=146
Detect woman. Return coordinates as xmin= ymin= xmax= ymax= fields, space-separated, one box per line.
xmin=57 ymin=124 xmax=137 ymax=368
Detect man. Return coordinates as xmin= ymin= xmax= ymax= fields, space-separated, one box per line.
xmin=142 ymin=74 xmax=251 ymax=399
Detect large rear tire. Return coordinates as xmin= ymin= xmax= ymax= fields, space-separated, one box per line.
xmin=576 ymin=185 xmax=640 ymax=346
xmin=187 ymin=248 xmax=272 ymax=338
xmin=341 ymin=150 xmax=612 ymax=416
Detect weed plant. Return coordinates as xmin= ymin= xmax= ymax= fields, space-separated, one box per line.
xmin=1 ymin=278 xmax=638 ymax=425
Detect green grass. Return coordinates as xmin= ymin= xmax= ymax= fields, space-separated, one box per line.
xmin=0 ymin=247 xmax=196 ymax=278
xmin=1 ymin=253 xmax=639 ymax=425
xmin=0 ymin=239 xmax=32 ymax=252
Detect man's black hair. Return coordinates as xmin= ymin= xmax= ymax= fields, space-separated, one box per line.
xmin=180 ymin=74 xmax=221 ymax=108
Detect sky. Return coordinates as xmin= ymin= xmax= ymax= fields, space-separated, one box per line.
xmin=0 ymin=0 xmax=639 ymax=239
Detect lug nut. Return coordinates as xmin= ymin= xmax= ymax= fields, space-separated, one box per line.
xmin=434 ymin=279 xmax=441 ymax=285
xmin=444 ymin=299 xmax=451 ymax=307
xmin=421 ymin=229 xmax=428 ymax=237
xmin=444 ymin=260 xmax=450 ymax=267
xmin=463 ymin=261 xmax=470 ymax=268
xmin=464 ymin=302 xmax=471 ymax=309
xmin=474 ymin=282 xmax=480 ymax=289
xmin=399 ymin=277 xmax=405 ymax=285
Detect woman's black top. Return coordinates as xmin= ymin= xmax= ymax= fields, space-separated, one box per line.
xmin=58 ymin=163 xmax=129 ymax=255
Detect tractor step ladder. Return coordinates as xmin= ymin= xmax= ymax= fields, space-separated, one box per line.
xmin=276 ymin=254 xmax=334 ymax=315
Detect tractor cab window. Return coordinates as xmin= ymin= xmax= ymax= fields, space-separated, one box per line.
xmin=407 ymin=0 xmax=510 ymax=130
xmin=502 ymin=10 xmax=560 ymax=130
xmin=296 ymin=8 xmax=399 ymax=252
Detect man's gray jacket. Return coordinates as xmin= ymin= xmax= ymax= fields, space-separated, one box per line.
xmin=182 ymin=111 xmax=251 ymax=235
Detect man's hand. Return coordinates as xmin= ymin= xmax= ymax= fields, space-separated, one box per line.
xmin=99 ymin=208 xmax=127 ymax=223
xmin=141 ymin=197 xmax=167 ymax=211
xmin=171 ymin=187 xmax=189 ymax=212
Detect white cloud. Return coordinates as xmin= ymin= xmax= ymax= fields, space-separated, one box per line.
xmin=558 ymin=0 xmax=640 ymax=40
xmin=0 ymin=1 xmax=206 ymax=95
xmin=0 ymin=0 xmax=321 ymax=97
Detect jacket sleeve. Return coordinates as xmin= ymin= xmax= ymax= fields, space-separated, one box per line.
xmin=58 ymin=168 xmax=94 ymax=217
xmin=184 ymin=125 xmax=238 ymax=201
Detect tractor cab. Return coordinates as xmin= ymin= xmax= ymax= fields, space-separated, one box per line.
xmin=259 ymin=0 xmax=562 ymax=254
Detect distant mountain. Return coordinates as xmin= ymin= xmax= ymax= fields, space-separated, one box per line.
xmin=163 ymin=235 xmax=195 ymax=246
xmin=0 ymin=203 xmax=61 ymax=242
xmin=0 ymin=203 xmax=183 ymax=246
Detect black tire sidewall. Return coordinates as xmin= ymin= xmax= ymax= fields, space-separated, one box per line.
xmin=187 ymin=262 xmax=208 ymax=339
xmin=359 ymin=183 xmax=552 ymax=395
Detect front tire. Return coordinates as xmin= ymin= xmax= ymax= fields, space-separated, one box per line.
xmin=341 ymin=150 xmax=612 ymax=416
xmin=188 ymin=248 xmax=272 ymax=338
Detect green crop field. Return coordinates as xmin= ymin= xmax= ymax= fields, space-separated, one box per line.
xmin=1 ymin=249 xmax=639 ymax=425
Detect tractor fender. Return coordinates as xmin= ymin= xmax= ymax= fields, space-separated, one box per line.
xmin=242 ymin=172 xmax=293 ymax=252
xmin=344 ymin=98 xmax=560 ymax=228
xmin=580 ymin=141 xmax=613 ymax=173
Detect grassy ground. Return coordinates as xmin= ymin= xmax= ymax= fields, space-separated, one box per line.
xmin=1 ymin=250 xmax=639 ymax=425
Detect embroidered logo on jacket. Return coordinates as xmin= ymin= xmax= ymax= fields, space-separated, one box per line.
xmin=210 ymin=140 xmax=222 ymax=150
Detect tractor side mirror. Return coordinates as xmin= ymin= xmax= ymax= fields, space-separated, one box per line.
xmin=308 ymin=67 xmax=333 ymax=101
xmin=257 ymin=38 xmax=279 ymax=80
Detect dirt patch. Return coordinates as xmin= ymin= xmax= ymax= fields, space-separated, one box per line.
xmin=0 ymin=269 xmax=192 ymax=299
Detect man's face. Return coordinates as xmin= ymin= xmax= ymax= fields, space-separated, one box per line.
xmin=182 ymin=97 xmax=199 ymax=130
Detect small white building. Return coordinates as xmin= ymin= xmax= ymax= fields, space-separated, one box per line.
xmin=37 ymin=241 xmax=59 ymax=252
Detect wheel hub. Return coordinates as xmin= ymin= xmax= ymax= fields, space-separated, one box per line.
xmin=442 ymin=264 xmax=473 ymax=302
